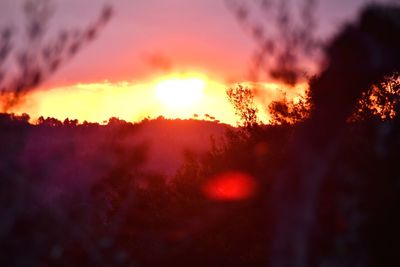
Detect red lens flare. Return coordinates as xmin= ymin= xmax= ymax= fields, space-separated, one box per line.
xmin=202 ymin=171 xmax=256 ymax=201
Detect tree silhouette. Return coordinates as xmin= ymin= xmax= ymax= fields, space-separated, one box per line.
xmin=268 ymin=90 xmax=311 ymax=125
xmin=309 ymin=5 xmax=400 ymax=129
xmin=268 ymin=4 xmax=400 ymax=267
xmin=351 ymin=72 xmax=400 ymax=122
xmin=225 ymin=0 xmax=321 ymax=85
xmin=0 ymin=0 xmax=113 ymax=111
xmin=226 ymin=84 xmax=259 ymax=128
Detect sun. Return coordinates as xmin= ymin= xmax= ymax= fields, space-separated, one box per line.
xmin=155 ymin=76 xmax=205 ymax=109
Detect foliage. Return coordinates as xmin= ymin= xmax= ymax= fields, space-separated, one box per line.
xmin=226 ymin=84 xmax=259 ymax=128
xmin=351 ymin=72 xmax=400 ymax=121
xmin=268 ymin=90 xmax=311 ymax=125
xmin=0 ymin=0 xmax=113 ymax=110
xmin=226 ymin=83 xmax=311 ymax=127
xmin=225 ymin=0 xmax=321 ymax=85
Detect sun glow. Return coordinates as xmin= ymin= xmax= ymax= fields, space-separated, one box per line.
xmin=155 ymin=77 xmax=205 ymax=109
xmin=2 ymin=72 xmax=307 ymax=126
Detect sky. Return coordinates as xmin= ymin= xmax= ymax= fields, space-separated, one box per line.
xmin=0 ymin=0 xmax=385 ymax=125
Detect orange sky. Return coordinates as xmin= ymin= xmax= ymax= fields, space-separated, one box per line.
xmin=8 ymin=75 xmax=306 ymax=126
xmin=0 ymin=0 xmax=369 ymax=124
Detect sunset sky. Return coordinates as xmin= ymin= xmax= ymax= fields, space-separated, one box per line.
xmin=0 ymin=0 xmax=377 ymax=125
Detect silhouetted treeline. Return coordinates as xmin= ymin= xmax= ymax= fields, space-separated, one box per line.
xmin=1 ymin=98 xmax=400 ymax=267
xmin=0 ymin=113 xmax=234 ymax=266
xmin=0 ymin=112 xmax=290 ymax=267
